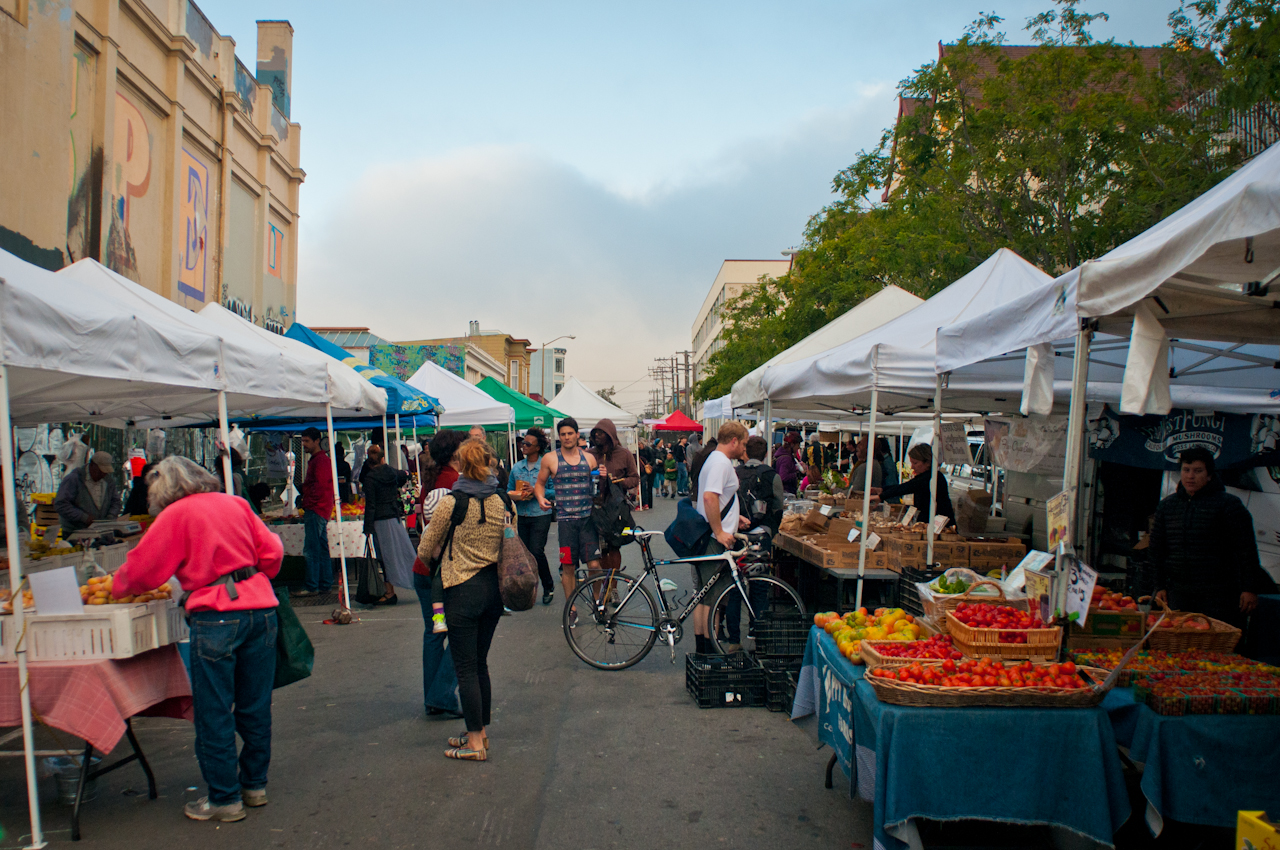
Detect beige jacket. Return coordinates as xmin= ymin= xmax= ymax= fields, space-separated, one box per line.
xmin=416 ymin=493 xmax=507 ymax=589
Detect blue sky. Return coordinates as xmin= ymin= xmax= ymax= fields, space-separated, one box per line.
xmin=202 ymin=0 xmax=1181 ymax=412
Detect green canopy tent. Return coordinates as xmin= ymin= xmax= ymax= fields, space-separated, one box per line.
xmin=475 ymin=377 xmax=564 ymax=429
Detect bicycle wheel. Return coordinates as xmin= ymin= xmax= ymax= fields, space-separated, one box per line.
xmin=563 ymin=573 xmax=659 ymax=670
xmin=707 ymin=576 xmax=805 ymax=655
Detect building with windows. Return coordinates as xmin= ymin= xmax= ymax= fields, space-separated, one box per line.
xmin=402 ymin=322 xmax=534 ymax=394
xmin=691 ymin=259 xmax=790 ymax=390
xmin=528 ymin=347 xmax=566 ymax=403
xmin=1 ymin=0 xmax=304 ymax=331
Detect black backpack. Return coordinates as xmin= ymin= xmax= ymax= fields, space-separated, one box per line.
xmin=736 ymin=463 xmax=782 ymax=533
xmin=428 ymin=490 xmax=514 ymax=573
xmin=592 ymin=480 xmax=635 ymax=549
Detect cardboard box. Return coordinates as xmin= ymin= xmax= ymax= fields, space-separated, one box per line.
xmin=825 ymin=518 xmax=858 ymax=543
xmin=968 ymin=538 xmax=1026 ymax=562
xmin=885 ymin=537 xmax=922 ymax=558
xmin=1079 ymin=608 xmax=1144 ymax=637
xmin=800 ymin=509 xmax=832 ymax=534
xmin=968 ymin=557 xmax=1008 ymax=573
xmin=931 ymin=542 xmax=970 ymax=566
xmin=1236 ymin=811 xmax=1278 ymax=850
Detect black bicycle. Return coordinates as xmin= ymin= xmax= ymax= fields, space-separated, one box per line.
xmin=563 ymin=527 xmax=805 ymax=670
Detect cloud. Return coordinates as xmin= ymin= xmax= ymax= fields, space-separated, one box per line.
xmin=297 ymin=89 xmax=896 ymax=414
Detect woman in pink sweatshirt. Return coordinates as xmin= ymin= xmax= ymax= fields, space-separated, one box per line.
xmin=113 ymin=457 xmax=283 ymax=824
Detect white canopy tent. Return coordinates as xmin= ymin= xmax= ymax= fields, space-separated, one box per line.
xmin=0 ymin=249 xmax=383 ymax=847
xmin=760 ymin=248 xmax=1054 ymax=605
xmin=702 ymin=394 xmax=758 ymax=421
xmin=548 ymin=376 xmax=639 ymax=427
xmin=405 ymin=361 xmax=514 ymax=427
xmin=937 ymin=141 xmax=1280 ymax=582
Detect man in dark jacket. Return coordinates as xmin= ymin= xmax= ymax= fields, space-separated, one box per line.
xmin=54 ymin=451 xmax=122 ymax=531
xmin=589 ymin=419 xmax=640 ymax=573
xmin=1151 ymin=448 xmax=1274 ymax=628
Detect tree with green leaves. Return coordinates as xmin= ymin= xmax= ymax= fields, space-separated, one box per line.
xmin=695 ymin=0 xmax=1268 ymax=402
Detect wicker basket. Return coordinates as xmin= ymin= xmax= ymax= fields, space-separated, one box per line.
xmin=866 ymin=664 xmax=1111 ymax=708
xmin=945 ymin=609 xmax=1062 ymax=661
xmin=1142 ymin=596 xmax=1242 ymax=653
xmin=859 ymin=639 xmax=955 ymax=669
xmin=934 ymin=580 xmax=1029 ymax=622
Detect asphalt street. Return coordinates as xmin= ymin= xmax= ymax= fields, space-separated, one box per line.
xmin=0 ymin=492 xmax=872 ymax=849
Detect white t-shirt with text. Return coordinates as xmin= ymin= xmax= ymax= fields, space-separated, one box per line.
xmin=695 ymin=451 xmax=739 ymax=537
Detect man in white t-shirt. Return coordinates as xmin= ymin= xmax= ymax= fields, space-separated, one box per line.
xmin=692 ymin=421 xmax=750 ymax=654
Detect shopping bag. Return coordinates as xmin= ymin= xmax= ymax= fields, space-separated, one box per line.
xmin=273 ymin=593 xmax=314 ymax=689
xmin=354 ymin=536 xmax=386 ymax=605
xmin=498 ymin=523 xmax=538 ymax=611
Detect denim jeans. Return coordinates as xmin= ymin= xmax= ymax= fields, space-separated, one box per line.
xmin=676 ymin=462 xmax=689 ymax=494
xmin=412 ymin=572 xmax=461 ymax=714
xmin=444 ymin=566 xmax=503 ymax=733
xmin=517 ymin=513 xmax=554 ymax=593
xmin=722 ymin=577 xmax=770 ymax=644
xmin=302 ymin=510 xmax=332 ymax=592
xmin=188 ymin=608 xmax=277 ymax=805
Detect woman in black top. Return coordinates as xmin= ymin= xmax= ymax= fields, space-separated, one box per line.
xmin=871 ymin=443 xmax=954 ymax=523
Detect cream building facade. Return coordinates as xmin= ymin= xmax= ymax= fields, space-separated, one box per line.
xmin=691 ymin=259 xmax=790 ymax=389
xmin=0 ymin=0 xmax=303 ymax=331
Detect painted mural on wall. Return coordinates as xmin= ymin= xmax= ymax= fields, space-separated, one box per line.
xmin=177 ymin=148 xmax=209 ymax=302
xmin=105 ymin=91 xmax=151 ymax=281
xmin=369 ymin=344 xmax=465 ymax=380
xmin=262 ymin=214 xmax=290 ymax=332
xmin=66 ymin=46 xmax=101 ymax=265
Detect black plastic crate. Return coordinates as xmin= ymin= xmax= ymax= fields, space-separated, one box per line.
xmin=761 ymin=658 xmax=803 ymax=713
xmin=686 ymin=652 xmax=765 ymax=708
xmin=896 ymin=565 xmax=945 ymax=619
xmin=752 ymin=610 xmax=810 ymax=658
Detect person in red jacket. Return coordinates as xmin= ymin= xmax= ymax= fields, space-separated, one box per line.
xmin=297 ymin=427 xmax=334 ymax=596
xmin=112 ymin=457 xmax=283 ymax=823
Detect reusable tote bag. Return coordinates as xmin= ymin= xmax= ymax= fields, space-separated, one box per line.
xmin=274 ymin=593 xmax=315 ymax=689
xmin=498 ymin=518 xmax=539 ymax=611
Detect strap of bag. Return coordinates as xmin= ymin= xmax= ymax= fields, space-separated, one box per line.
xmin=181 ymin=565 xmax=259 ymax=607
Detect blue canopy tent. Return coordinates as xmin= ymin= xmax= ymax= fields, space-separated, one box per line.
xmin=285 ymin=323 xmax=443 ymax=468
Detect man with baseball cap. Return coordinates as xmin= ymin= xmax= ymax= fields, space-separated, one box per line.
xmin=54 ymin=451 xmax=122 ymax=530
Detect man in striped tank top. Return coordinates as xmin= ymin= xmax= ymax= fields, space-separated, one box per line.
xmin=535 ymin=417 xmax=602 ymax=606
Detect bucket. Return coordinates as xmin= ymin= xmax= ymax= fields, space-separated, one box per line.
xmin=43 ymin=754 xmax=103 ymax=805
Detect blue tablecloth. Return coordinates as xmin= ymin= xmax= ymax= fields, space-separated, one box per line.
xmin=1103 ymin=686 xmax=1280 ymax=832
xmin=794 ymin=626 xmax=1131 ymax=850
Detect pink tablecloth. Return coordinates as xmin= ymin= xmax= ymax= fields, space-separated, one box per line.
xmin=0 ymin=645 xmax=193 ymax=754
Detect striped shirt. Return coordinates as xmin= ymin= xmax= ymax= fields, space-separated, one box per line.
xmin=554 ymin=448 xmax=594 ymax=520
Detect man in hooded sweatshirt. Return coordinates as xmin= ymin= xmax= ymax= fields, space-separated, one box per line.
xmin=588 ymin=419 xmax=640 ymax=573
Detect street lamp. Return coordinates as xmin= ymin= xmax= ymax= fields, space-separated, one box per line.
xmin=540 ymin=334 xmax=575 ymax=401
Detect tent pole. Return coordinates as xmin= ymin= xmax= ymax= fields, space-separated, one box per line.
xmin=1 ymin=366 xmax=45 ymax=849
xmin=1059 ymin=324 xmax=1094 ymax=611
xmin=927 ymin=374 xmax=942 ymax=565
xmin=217 ymin=390 xmax=234 ymax=496
xmin=327 ymin=403 xmax=351 ymax=612
xmin=763 ymin=400 xmax=773 ymax=464
xmin=856 ymin=388 xmax=879 ymax=611
xmin=394 ymin=413 xmax=401 ymax=470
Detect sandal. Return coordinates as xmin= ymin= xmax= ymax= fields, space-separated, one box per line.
xmin=444 ymin=746 xmax=487 ymax=761
xmin=448 ymin=735 xmax=487 ymax=749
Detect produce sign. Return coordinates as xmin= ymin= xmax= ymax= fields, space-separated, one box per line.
xmin=1132 ymin=670 xmax=1280 ymax=716
xmin=866 ymin=657 xmax=1110 ymax=708
xmin=814 ymin=608 xmax=924 ymax=664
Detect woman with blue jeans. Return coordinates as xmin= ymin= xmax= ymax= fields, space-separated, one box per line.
xmin=113 ymin=457 xmax=283 ymax=823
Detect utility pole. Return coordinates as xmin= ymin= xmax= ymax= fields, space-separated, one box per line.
xmin=677 ymin=350 xmax=692 ymax=416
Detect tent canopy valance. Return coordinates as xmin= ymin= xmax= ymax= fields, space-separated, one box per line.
xmin=651 ymin=409 xmax=703 ymax=432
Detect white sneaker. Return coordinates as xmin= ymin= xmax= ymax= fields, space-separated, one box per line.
xmin=184 ymin=797 xmax=246 ymax=822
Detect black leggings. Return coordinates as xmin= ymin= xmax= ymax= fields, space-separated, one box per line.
xmin=640 ymin=474 xmax=653 ymax=508
xmin=517 ymin=513 xmax=554 ymax=593
xmin=444 ymin=566 xmax=503 ymax=732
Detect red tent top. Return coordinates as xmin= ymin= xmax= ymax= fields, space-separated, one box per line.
xmin=652 ymin=410 xmax=703 ymax=432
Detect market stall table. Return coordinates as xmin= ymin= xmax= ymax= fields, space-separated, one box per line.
xmin=774 ymin=532 xmax=897 ymax=611
xmin=1102 ymin=686 xmax=1280 ymax=834
xmin=268 ymin=518 xmax=366 ymax=559
xmin=0 ymin=645 xmax=192 ymax=839
xmin=793 ymin=627 xmax=1130 ymax=850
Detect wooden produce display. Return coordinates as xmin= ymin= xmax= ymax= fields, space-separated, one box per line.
xmin=866 ymin=658 xmax=1111 ymax=708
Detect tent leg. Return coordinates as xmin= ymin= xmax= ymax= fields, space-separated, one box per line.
xmin=1059 ymin=325 xmax=1093 ymax=611
xmin=927 ymin=374 xmax=942 ymax=564
xmin=394 ymin=414 xmax=401 ymax=470
xmin=855 ymin=388 xmax=879 ymax=611
xmin=217 ymin=391 xmax=234 ymax=496
xmin=763 ymin=400 xmax=773 ymax=463
xmin=327 ymin=404 xmax=351 ymax=612
xmin=0 ymin=366 xmax=46 ymax=849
